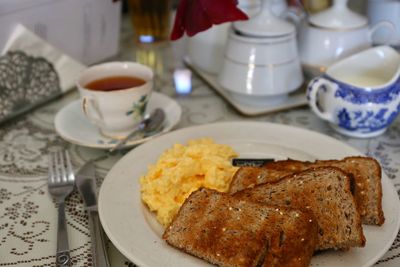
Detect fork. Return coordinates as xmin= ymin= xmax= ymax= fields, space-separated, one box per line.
xmin=48 ymin=150 xmax=75 ymax=267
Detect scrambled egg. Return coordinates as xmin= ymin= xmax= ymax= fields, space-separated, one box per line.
xmin=140 ymin=138 xmax=238 ymax=226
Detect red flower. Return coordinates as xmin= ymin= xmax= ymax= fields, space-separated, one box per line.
xmin=170 ymin=0 xmax=248 ymax=40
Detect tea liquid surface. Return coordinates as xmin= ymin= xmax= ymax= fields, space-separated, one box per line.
xmin=85 ymin=76 xmax=146 ymax=91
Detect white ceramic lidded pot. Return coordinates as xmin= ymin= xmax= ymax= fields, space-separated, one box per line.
xmin=187 ymin=0 xmax=303 ymax=75
xmin=299 ymin=0 xmax=394 ymax=78
xmin=187 ymin=0 xmax=260 ymax=74
xmin=218 ymin=0 xmax=304 ymax=107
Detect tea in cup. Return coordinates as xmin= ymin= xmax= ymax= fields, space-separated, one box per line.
xmin=76 ymin=62 xmax=153 ymax=139
xmin=307 ymin=46 xmax=400 ymax=138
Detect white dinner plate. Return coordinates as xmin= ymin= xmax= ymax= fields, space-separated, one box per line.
xmin=98 ymin=121 xmax=400 ymax=267
xmin=54 ymin=92 xmax=181 ymax=149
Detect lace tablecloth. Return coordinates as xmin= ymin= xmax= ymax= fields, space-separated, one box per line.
xmin=1 ymin=20 xmax=400 ymax=267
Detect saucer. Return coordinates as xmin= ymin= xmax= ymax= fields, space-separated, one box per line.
xmin=54 ymin=92 xmax=182 ymax=149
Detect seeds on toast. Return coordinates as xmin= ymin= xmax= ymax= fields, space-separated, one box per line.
xmin=163 ymin=188 xmax=317 ymax=267
xmin=233 ymin=167 xmax=366 ymax=251
xmin=229 ymin=156 xmax=384 ymax=225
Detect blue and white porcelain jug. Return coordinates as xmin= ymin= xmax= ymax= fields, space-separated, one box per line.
xmin=307 ymin=45 xmax=400 ymax=138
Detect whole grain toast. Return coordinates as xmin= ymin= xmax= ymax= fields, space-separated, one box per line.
xmin=229 ymin=156 xmax=384 ymax=225
xmin=163 ymin=188 xmax=318 ymax=267
xmin=233 ymin=167 xmax=366 ymax=251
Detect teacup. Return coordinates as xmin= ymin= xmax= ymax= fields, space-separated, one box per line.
xmin=76 ymin=62 xmax=153 ymax=139
xmin=307 ymin=45 xmax=400 ymax=138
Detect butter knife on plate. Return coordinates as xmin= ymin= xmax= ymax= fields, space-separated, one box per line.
xmin=76 ymin=161 xmax=110 ymax=267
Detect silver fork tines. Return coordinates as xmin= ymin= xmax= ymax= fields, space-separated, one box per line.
xmin=48 ymin=150 xmax=75 ymax=267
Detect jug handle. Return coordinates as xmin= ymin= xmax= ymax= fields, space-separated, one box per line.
xmin=369 ymin=21 xmax=396 ymax=45
xmin=307 ymin=77 xmax=336 ymax=122
xmin=283 ymin=6 xmax=306 ymax=27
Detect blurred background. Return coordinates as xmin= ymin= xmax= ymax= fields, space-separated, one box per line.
xmin=0 ymin=0 xmax=370 ymax=66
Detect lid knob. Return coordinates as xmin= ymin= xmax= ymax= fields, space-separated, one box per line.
xmin=334 ymin=0 xmax=348 ymax=9
xmin=233 ymin=0 xmax=295 ymax=37
xmin=308 ymin=0 xmax=367 ymax=30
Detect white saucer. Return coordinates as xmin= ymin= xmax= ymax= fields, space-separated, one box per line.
xmin=54 ymin=92 xmax=182 ymax=149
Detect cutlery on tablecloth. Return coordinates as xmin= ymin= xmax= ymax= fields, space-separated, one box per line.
xmin=76 ymin=161 xmax=110 ymax=267
xmin=48 ymin=150 xmax=75 ymax=267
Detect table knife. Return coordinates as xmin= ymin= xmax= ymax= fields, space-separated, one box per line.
xmin=76 ymin=161 xmax=110 ymax=267
xmin=232 ymin=158 xmax=274 ymax=167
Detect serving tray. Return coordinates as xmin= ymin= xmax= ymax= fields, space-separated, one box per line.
xmin=184 ymin=56 xmax=308 ymax=116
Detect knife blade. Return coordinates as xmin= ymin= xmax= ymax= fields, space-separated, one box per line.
xmin=76 ymin=161 xmax=110 ymax=267
xmin=232 ymin=158 xmax=275 ymax=167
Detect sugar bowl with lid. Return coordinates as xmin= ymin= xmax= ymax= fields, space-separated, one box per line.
xmin=218 ymin=0 xmax=303 ymax=107
xmin=299 ymin=0 xmax=394 ymax=78
xmin=187 ymin=0 xmax=260 ymax=74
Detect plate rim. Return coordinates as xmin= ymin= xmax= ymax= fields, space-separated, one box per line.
xmin=98 ymin=121 xmax=400 ymax=267
xmin=54 ymin=92 xmax=182 ymax=149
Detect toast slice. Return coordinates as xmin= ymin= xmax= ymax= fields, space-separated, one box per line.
xmin=163 ymin=188 xmax=318 ymax=267
xmin=233 ymin=167 xmax=366 ymax=251
xmin=229 ymin=156 xmax=384 ymax=225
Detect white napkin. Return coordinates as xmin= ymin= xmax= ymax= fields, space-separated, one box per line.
xmin=2 ymin=24 xmax=86 ymax=92
xmin=0 ymin=24 xmax=86 ymax=123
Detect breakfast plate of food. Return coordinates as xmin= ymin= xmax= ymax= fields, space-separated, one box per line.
xmin=98 ymin=121 xmax=400 ymax=267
